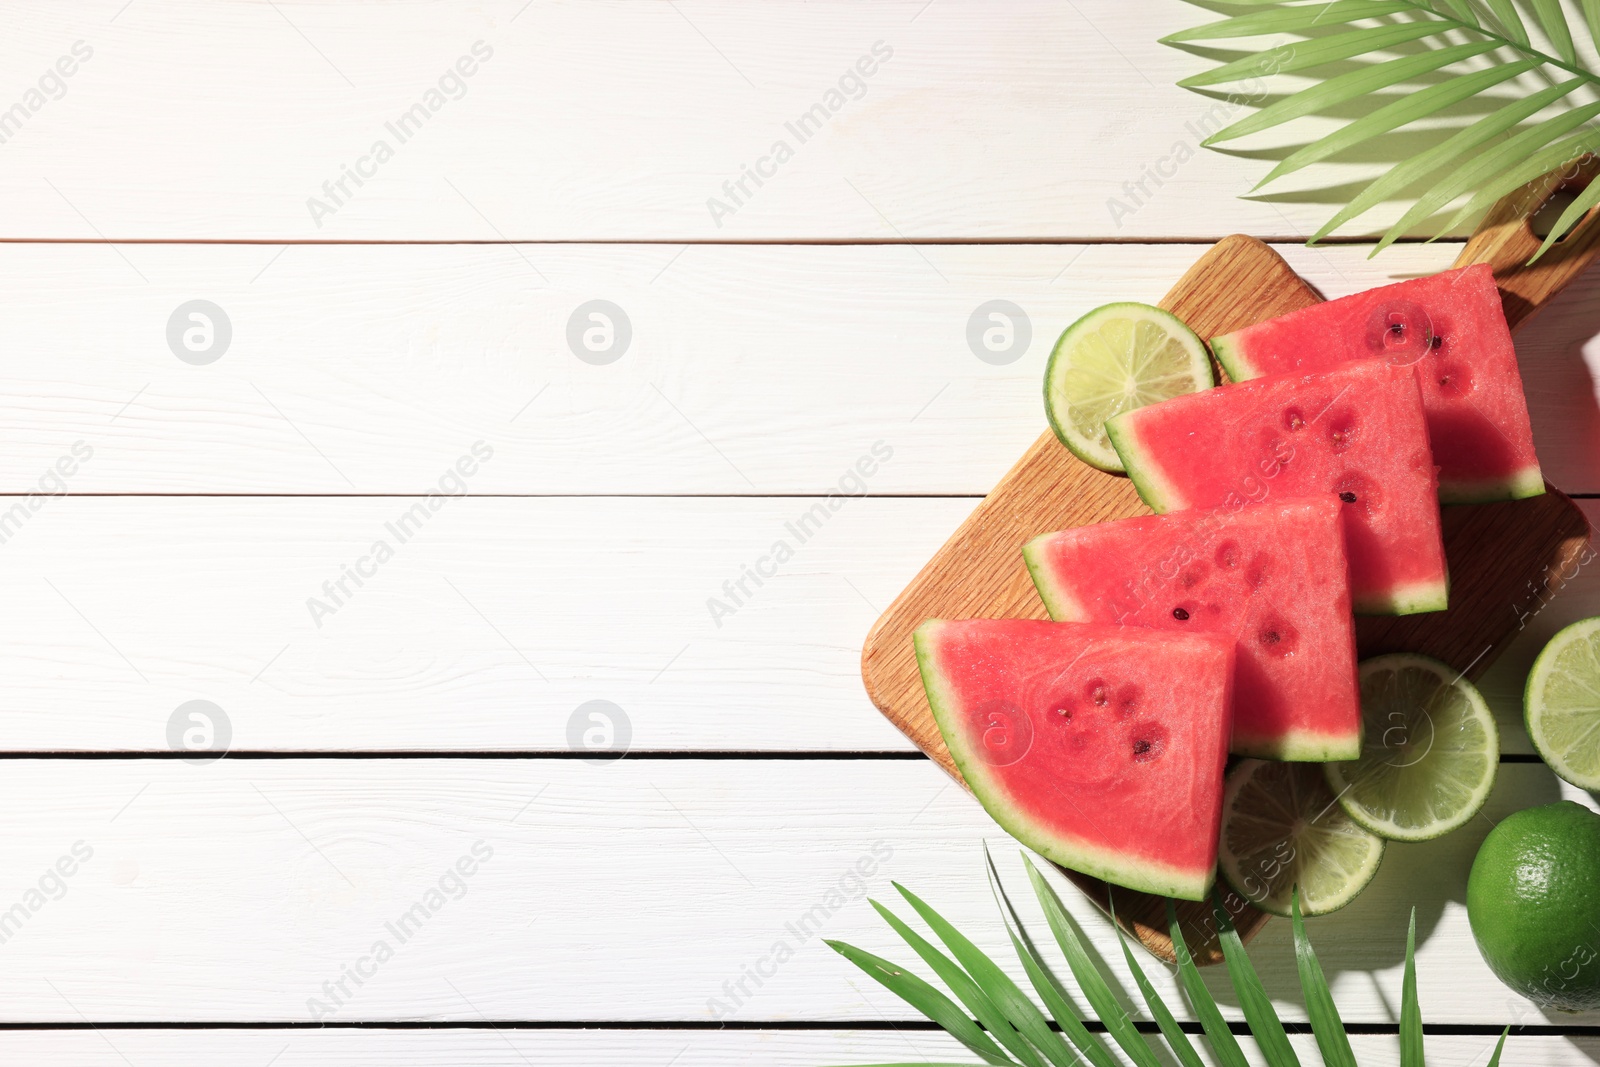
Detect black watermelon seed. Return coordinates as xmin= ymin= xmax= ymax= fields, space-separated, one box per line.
xmin=1339 ymin=491 xmax=1357 ymax=503
xmin=1172 ymin=607 xmax=1190 ymax=621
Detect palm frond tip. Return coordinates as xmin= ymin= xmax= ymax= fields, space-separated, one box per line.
xmin=829 ymin=861 xmax=1446 ymax=1067
xmin=1165 ymin=0 xmax=1600 ymax=252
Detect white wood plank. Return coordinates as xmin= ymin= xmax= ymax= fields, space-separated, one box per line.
xmin=0 ymin=495 xmax=1588 ymax=752
xmin=0 ymin=496 xmax=961 ymax=751
xmin=0 ymin=1 xmax=1483 ymax=241
xmin=0 ymin=758 xmax=1590 ymax=1025
xmin=7 ymin=241 xmax=1593 ymax=496
xmin=0 ymin=1029 xmax=1586 ymax=1067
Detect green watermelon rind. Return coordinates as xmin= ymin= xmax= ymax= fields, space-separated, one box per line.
xmin=1025 ymin=534 xmax=1363 ymax=763
xmin=913 ymin=621 xmax=1216 ymax=901
xmin=1019 ymin=537 xmax=1088 ymax=623
xmin=1043 ymin=302 xmax=1214 ymax=474
xmin=1233 ymin=728 xmax=1361 ymax=763
xmin=1208 ymin=331 xmax=1256 ymax=383
xmin=1103 ymin=413 xmax=1184 ymax=514
xmin=1438 ymin=468 xmax=1546 ymax=505
xmin=1355 ymin=577 xmax=1450 ymax=617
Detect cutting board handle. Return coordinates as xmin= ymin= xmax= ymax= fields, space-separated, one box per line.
xmin=1454 ymin=158 xmax=1600 ymax=330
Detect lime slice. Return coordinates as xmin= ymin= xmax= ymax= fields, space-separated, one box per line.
xmin=1043 ymin=302 xmax=1213 ymax=472
xmin=1325 ymin=653 xmax=1499 ymax=842
xmin=1219 ymin=759 xmax=1385 ymax=917
xmin=1524 ymin=616 xmax=1600 ymax=790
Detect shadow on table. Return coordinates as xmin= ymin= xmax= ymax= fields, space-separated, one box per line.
xmin=1513 ymin=262 xmax=1600 ymax=494
xmin=1190 ymin=768 xmax=1568 ymax=1020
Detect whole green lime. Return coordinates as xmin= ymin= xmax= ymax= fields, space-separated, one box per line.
xmin=1467 ymin=800 xmax=1600 ymax=1012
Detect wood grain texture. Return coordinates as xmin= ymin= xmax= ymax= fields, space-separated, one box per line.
xmin=0 ymin=0 xmax=1481 ymax=241
xmin=0 ymin=758 xmax=1586 ymax=1025
xmin=1452 ymin=159 xmax=1600 ymax=329
xmin=0 ymin=494 xmax=1584 ymax=754
xmin=0 ymin=1030 xmax=1591 ymax=1066
xmin=860 ymin=235 xmax=1595 ymax=964
xmin=0 ymin=242 xmax=1513 ymax=497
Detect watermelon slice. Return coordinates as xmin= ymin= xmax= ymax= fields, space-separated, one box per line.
xmin=1210 ymin=265 xmax=1542 ymax=503
xmin=1023 ymin=497 xmax=1360 ymax=762
xmin=1106 ymin=360 xmax=1447 ymax=616
xmin=914 ymin=618 xmax=1234 ymax=900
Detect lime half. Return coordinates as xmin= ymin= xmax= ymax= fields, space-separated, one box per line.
xmin=1219 ymin=759 xmax=1385 ymax=917
xmin=1044 ymin=302 xmax=1212 ymax=472
xmin=1325 ymin=654 xmax=1499 ymax=842
xmin=1524 ymin=616 xmax=1600 ymax=790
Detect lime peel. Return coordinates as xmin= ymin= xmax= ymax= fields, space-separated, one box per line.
xmin=1218 ymin=758 xmax=1385 ymax=918
xmin=1044 ymin=302 xmax=1212 ymax=473
xmin=1325 ymin=653 xmax=1499 ymax=842
xmin=1524 ymin=615 xmax=1600 ymax=790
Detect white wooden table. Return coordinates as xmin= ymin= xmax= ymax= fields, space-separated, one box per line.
xmin=0 ymin=2 xmax=1596 ymax=1063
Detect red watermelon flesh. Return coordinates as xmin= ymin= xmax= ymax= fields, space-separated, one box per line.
xmin=1210 ymin=264 xmax=1542 ymax=503
xmin=1023 ymin=497 xmax=1360 ymax=762
xmin=914 ymin=618 xmax=1233 ymax=900
xmin=1105 ymin=360 xmax=1447 ymax=616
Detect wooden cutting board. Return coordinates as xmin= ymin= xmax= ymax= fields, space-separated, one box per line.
xmin=860 ymin=172 xmax=1600 ymax=964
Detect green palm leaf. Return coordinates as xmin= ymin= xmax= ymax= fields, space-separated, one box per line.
xmin=1437 ymin=127 xmax=1600 ymax=233
xmin=1531 ymin=0 xmax=1580 ymax=62
xmin=1483 ymin=0 xmax=1531 ymax=45
xmin=869 ymin=899 xmax=1046 ymax=1067
xmin=1434 ymin=0 xmax=1481 ymax=26
xmin=1291 ymin=891 xmax=1358 ymax=1067
xmin=1532 ymin=172 xmax=1600 ymax=259
xmin=1108 ymin=897 xmax=1207 ymax=1067
xmin=983 ymin=849 xmax=1123 ymax=1067
xmin=1166 ymin=0 xmax=1600 ymax=255
xmin=1214 ymin=895 xmax=1303 ymax=1067
xmin=893 ymin=882 xmax=1082 ymax=1067
xmin=1208 ymin=42 xmax=1500 ymax=146
xmin=1487 ymin=1027 xmax=1511 ymax=1067
xmin=1254 ymin=57 xmax=1530 ymax=184
xmin=825 ymin=939 xmax=1017 ymax=1066
xmin=1310 ymin=77 xmax=1583 ymax=241
xmin=1166 ymin=901 xmax=1252 ymax=1067
xmin=1400 ymin=909 xmax=1424 ymax=1067
xmin=827 ymin=860 xmax=1500 ymax=1067
xmin=1023 ymin=857 xmax=1163 ymax=1067
xmin=1178 ymin=21 xmax=1462 ymax=87
xmin=1162 ymin=1 xmax=1414 ymax=43
xmin=1372 ymin=100 xmax=1600 ymax=253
